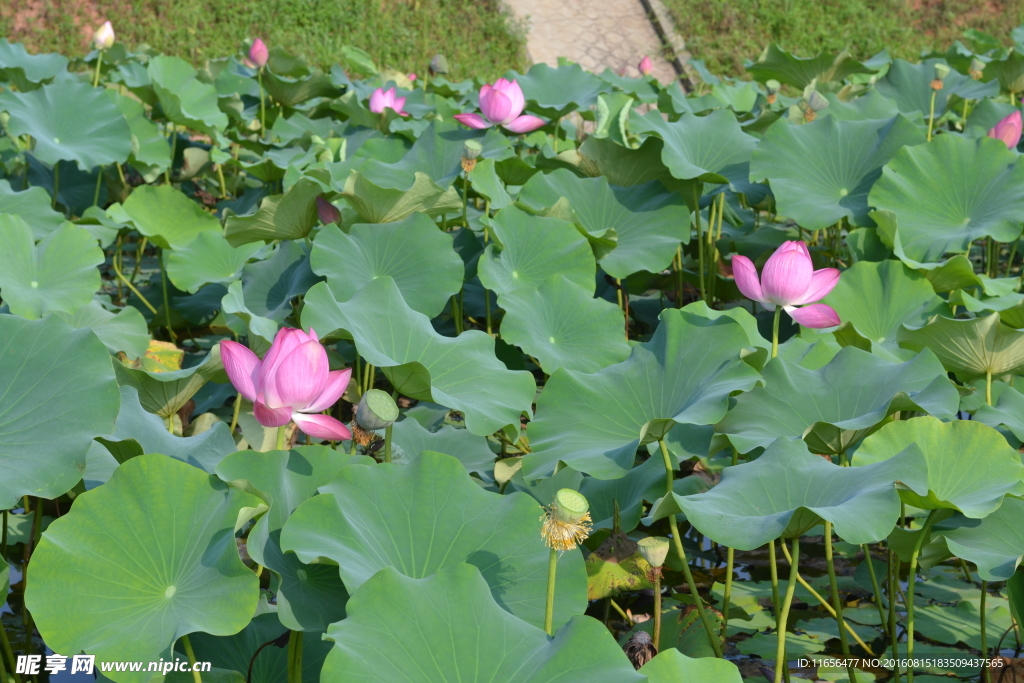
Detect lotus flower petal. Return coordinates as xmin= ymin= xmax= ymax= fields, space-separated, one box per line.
xmin=303 ymin=368 xmax=353 ymax=413
xmin=264 ymin=340 xmax=329 ymax=409
xmin=493 ymin=78 xmax=525 ymax=121
xmin=731 ymin=255 xmax=764 ymax=303
xmin=785 ymin=303 xmax=841 ymax=328
xmin=292 ymin=412 xmax=352 ymax=441
xmin=249 ymin=38 xmax=268 ymax=68
xmin=254 ymin=398 xmax=292 ymax=427
xmin=94 ymin=21 xmax=115 ymax=50
xmin=989 ymin=111 xmax=1022 ymax=149
xmin=454 ymin=113 xmax=492 ymax=129
xmin=794 ymin=267 xmax=841 ymax=305
xmin=317 ymin=196 xmax=341 ymax=225
xmin=761 ymin=243 xmax=814 ymax=306
xmin=480 ymin=88 xmax=514 ymax=126
xmin=220 ymin=340 xmax=261 ymax=402
xmin=258 ymin=328 xmax=304 ymax=393
xmin=369 ymin=88 xmax=387 ymax=113
xmin=503 ymin=115 xmax=546 ymax=134
xmin=638 ymin=56 xmax=653 ymax=76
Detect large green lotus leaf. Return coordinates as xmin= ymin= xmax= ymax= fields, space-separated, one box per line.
xmin=579 ymin=455 xmax=665 ymax=532
xmin=635 ymin=108 xmax=757 ymax=185
xmin=55 ymin=300 xmax=150 ymax=359
xmin=0 ymin=315 xmax=120 ymax=508
xmin=0 ymin=80 xmax=130 ymax=168
xmin=222 ymin=281 xmax=278 ymax=353
xmin=974 ymin=382 xmax=1024 ymax=442
xmin=301 ymin=279 xmax=535 ymax=436
xmin=224 ymin=177 xmax=321 ymax=247
xmin=715 ymin=346 xmax=957 ymax=455
xmin=578 ymin=135 xmax=673 ymax=187
xmin=108 ymin=90 xmax=171 ymax=173
xmin=121 ymin=185 xmax=222 ymax=250
xmin=668 ymin=438 xmax=926 ymax=549
xmin=148 ymin=55 xmax=228 ymax=136
xmin=516 ymin=169 xmax=690 ymax=278
xmin=263 ymin=67 xmax=340 ymax=108
xmin=747 ymin=44 xmax=875 ymax=89
xmin=390 ymin=418 xmax=496 ymax=476
xmin=311 ymin=214 xmax=463 ymax=318
xmin=240 ymin=240 xmax=319 ymax=323
xmin=499 ymin=275 xmax=631 ymax=374
xmin=935 ymin=497 xmax=1024 ymax=581
xmin=282 ymin=452 xmax=587 ymax=630
xmin=750 ymin=115 xmax=924 ymax=230
xmin=322 ymin=563 xmax=639 ymax=683
xmin=166 ymin=232 xmax=263 ymax=294
xmin=477 ymin=205 xmax=594 ymax=296
xmin=26 ymin=454 xmax=260 ymax=683
xmin=853 ymin=416 xmax=1024 ymax=517
xmin=983 ymin=51 xmax=1024 ymax=94
xmin=0 ymin=179 xmax=64 ymax=237
xmin=523 ymin=309 xmax=762 ymax=480
xmin=639 ymin=648 xmax=743 ymax=683
xmin=875 ymin=59 xmax=998 ymax=116
xmin=869 ymin=134 xmax=1024 ymax=264
xmin=216 ymin=447 xmax=372 ymax=632
xmin=0 ymin=217 xmax=103 ymax=319
xmin=186 ymin=612 xmax=332 ymax=683
xmin=511 ymin=62 xmax=608 ymax=117
xmin=919 ymin=254 xmax=1013 ymax=294
xmin=468 ymin=158 xmax=513 ymax=209
xmin=898 ymin=312 xmax=1024 ymax=380
xmin=113 ymin=344 xmax=226 ymax=419
xmin=819 ymin=90 xmax=901 ymax=122
xmin=822 ymin=259 xmax=949 ymax=352
xmin=341 ymin=169 xmax=460 ymax=224
xmin=0 ymin=39 xmax=67 ymax=90
xmin=96 ymin=386 xmax=236 ymax=473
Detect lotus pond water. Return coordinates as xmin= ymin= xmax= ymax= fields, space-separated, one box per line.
xmin=2 ymin=24 xmax=1024 ymax=683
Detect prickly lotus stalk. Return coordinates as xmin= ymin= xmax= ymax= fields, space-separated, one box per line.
xmin=541 ymin=488 xmax=592 ymax=551
xmin=637 ymin=536 xmax=670 ymax=650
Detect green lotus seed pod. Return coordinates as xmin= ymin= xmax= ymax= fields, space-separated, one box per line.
xmin=553 ymin=489 xmax=589 ymax=524
xmin=971 ymin=57 xmax=986 ymax=75
xmin=356 ymin=389 xmax=399 ymax=431
xmin=637 ymin=536 xmax=670 ymax=568
xmin=463 ymin=139 xmax=483 ymax=160
xmin=934 ymin=63 xmax=951 ymax=81
xmin=806 ymin=90 xmax=829 ymax=112
xmin=765 ymin=79 xmax=781 ymax=94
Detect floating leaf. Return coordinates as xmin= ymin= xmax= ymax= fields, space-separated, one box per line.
xmin=121 ymin=185 xmax=222 ymax=250
xmin=716 ymin=347 xmax=958 ymax=454
xmin=898 ymin=312 xmax=1024 ymax=381
xmin=311 ymin=213 xmax=463 ymax=317
xmin=0 ymin=315 xmax=119 ymax=509
xmin=26 ymin=455 xmax=260 ymax=683
xmin=302 ymin=278 xmax=535 ymax=436
xmin=870 ymin=135 xmax=1024 ymax=264
xmin=148 ymin=55 xmax=228 ymax=136
xmin=517 ymin=168 xmax=689 ymax=278
xmin=916 ymin=600 xmax=1014 ymax=650
xmin=750 ymin=115 xmax=924 ymax=230
xmin=0 ymin=217 xmax=103 ymax=319
xmin=166 ymin=231 xmax=263 ymax=293
xmin=498 ymin=275 xmax=631 ymax=374
xmin=320 ymin=563 xmax=641 ymax=683
xmin=853 ymin=416 xmax=1024 ymax=518
xmin=281 ymin=451 xmax=587 ymax=630
xmin=524 ymin=309 xmax=762 ymax=480
xmin=668 ymin=438 xmax=926 ymax=548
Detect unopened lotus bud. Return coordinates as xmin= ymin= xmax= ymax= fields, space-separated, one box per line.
xmin=94 ymin=21 xmax=115 ymax=50
xmin=638 ymin=56 xmax=653 ymax=76
xmin=249 ymin=39 xmax=269 ymax=69
xmin=408 ymin=73 xmax=418 ymax=82
xmin=970 ymin=57 xmax=986 ymax=80
xmin=429 ymin=54 xmax=449 ymax=76
xmin=637 ymin=536 xmax=670 ymax=568
xmin=542 ymin=489 xmax=593 ymax=551
xmin=316 ymin=196 xmax=340 ymax=224
xmin=356 ymin=388 xmax=399 ymax=430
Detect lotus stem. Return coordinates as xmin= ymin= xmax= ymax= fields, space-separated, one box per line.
xmin=774 ymin=536 xmax=800 ymax=683
xmin=166 ymin=123 xmax=176 ymax=185
xmin=986 ymin=370 xmax=993 ymax=406
xmin=657 ymin=439 xmax=723 ymax=658
xmin=1 ymin=508 xmax=7 ymax=558
xmin=258 ymin=68 xmax=266 ymax=136
xmin=545 ymin=547 xmax=557 ymax=635
xmin=862 ymin=544 xmax=889 ymax=637
xmin=384 ymin=423 xmax=393 ymax=463
xmin=652 ymin=571 xmax=663 ymax=649
xmin=926 ymin=90 xmax=937 ymax=142
xmin=721 ymin=448 xmax=740 ymax=640
xmin=160 ymin=251 xmax=176 ymax=342
xmin=181 ymin=634 xmax=202 ymax=683
xmin=287 ymin=630 xmax=303 ymax=683
xmin=217 ymin=163 xmax=228 ymax=199
xmin=111 ymin=254 xmax=158 ymax=315
xmin=825 ymin=522 xmax=857 ymax=682
xmin=889 ymin=549 xmax=901 ymax=682
xmin=771 ymin=307 xmax=782 ymax=358
xmin=981 ymin=580 xmax=991 ymax=683
xmin=93 ymin=50 xmax=104 ymax=87
xmin=0 ymin=607 xmax=22 ymax=683
xmin=906 ymin=509 xmax=939 ymax=683
xmin=693 ymin=184 xmax=706 ymax=304
xmin=1006 ymin=240 xmax=1019 ymax=277
xmin=130 ymin=236 xmax=147 ymax=285
xmin=229 ymin=392 xmax=242 ymax=434
xmin=276 ymin=425 xmax=287 ymax=450
xmin=52 ymin=162 xmax=60 ymax=210
xmin=768 ymin=538 xmax=781 ymax=623
xmin=462 ymin=173 xmax=469 ymax=227
xmin=93 ymin=166 xmax=104 ymax=206
xmin=675 ymin=245 xmax=684 ymax=308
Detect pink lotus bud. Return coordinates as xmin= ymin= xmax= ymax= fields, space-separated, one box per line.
xmin=732 ymin=240 xmax=841 ymax=328
xmin=989 ymin=110 xmax=1022 ymax=149
xmin=249 ymin=39 xmax=269 ymax=69
xmin=368 ymin=87 xmax=408 ymax=116
xmin=638 ymin=56 xmax=653 ymax=76
xmin=220 ymin=327 xmax=353 ymax=442
xmin=93 ymin=21 xmax=115 ymax=50
xmin=453 ymin=78 xmax=546 ymax=134
xmin=317 ymin=196 xmax=341 ymax=225
xmin=408 ymin=73 xmax=417 ymax=81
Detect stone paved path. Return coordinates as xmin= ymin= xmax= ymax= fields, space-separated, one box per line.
xmin=504 ymin=0 xmax=678 ymax=83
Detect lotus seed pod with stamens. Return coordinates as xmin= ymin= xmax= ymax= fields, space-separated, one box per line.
xmin=934 ymin=63 xmax=951 ymax=81
xmin=554 ymin=489 xmax=588 ymax=523
xmin=355 ymin=389 xmax=399 ymax=431
xmin=637 ymin=536 xmax=670 ymax=568
xmin=463 ymin=140 xmax=482 ymax=160
xmin=541 ymin=489 xmax=592 ymax=551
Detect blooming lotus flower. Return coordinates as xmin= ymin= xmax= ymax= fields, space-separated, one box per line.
xmin=221 ymin=327 xmax=352 ymax=441
xmin=317 ymin=196 xmax=340 ymax=224
xmin=989 ymin=111 xmax=1022 ymax=149
xmin=732 ymin=241 xmax=841 ymax=328
xmin=368 ymin=87 xmax=408 ymax=116
xmin=249 ymin=39 xmax=269 ymax=69
xmin=638 ymin=56 xmax=653 ymax=76
xmin=94 ymin=21 xmax=115 ymax=50
xmin=453 ymin=78 xmax=546 ymax=133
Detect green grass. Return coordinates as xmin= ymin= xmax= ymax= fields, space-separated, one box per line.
xmin=1 ymin=0 xmax=526 ymax=81
xmin=664 ymin=0 xmax=1024 ymax=78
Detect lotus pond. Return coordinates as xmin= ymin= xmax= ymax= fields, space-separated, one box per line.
xmin=2 ymin=24 xmax=1024 ymax=683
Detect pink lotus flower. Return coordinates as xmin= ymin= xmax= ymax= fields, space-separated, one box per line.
xmin=249 ymin=39 xmax=269 ymax=69
xmin=989 ymin=111 xmax=1022 ymax=149
xmin=732 ymin=241 xmax=841 ymax=328
xmin=94 ymin=21 xmax=115 ymax=50
xmin=638 ymin=56 xmax=653 ymax=76
xmin=453 ymin=78 xmax=546 ymax=133
xmin=317 ymin=196 xmax=341 ymax=224
xmin=221 ymin=327 xmax=352 ymax=441
xmin=369 ymin=87 xmax=408 ymax=116
xmin=408 ymin=73 xmax=418 ymax=81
